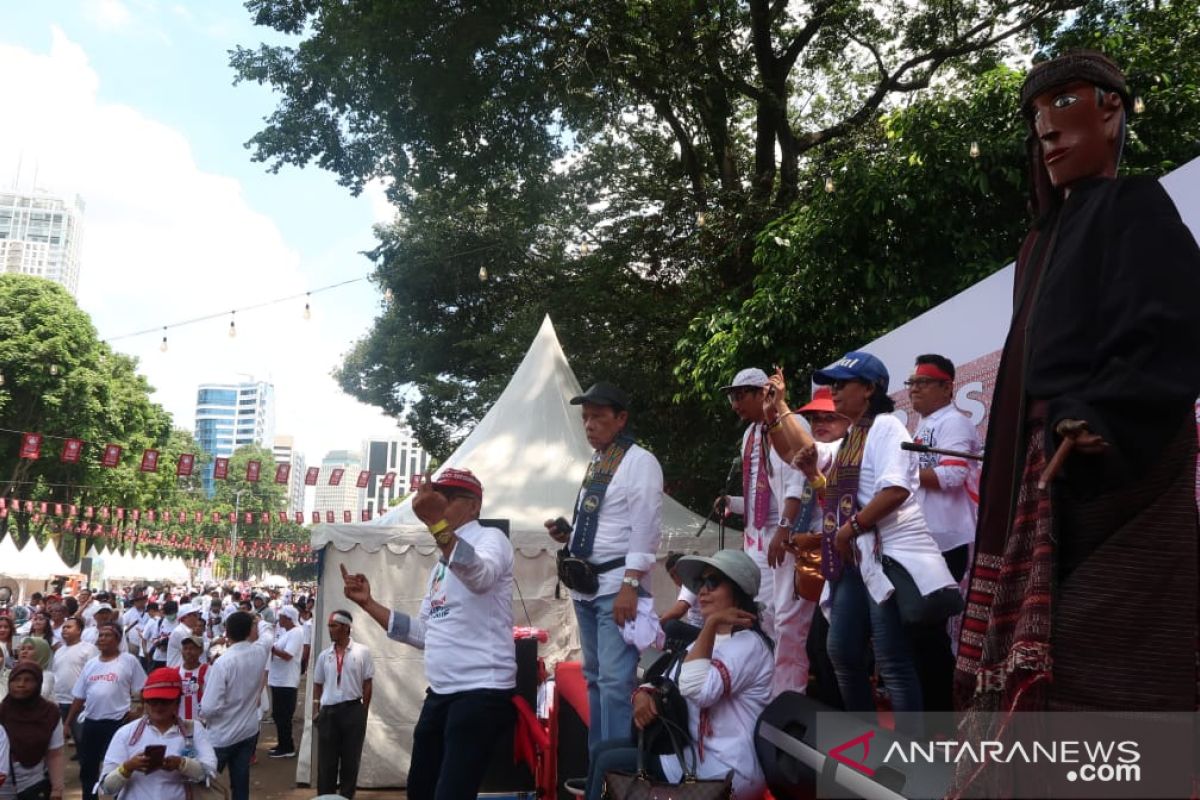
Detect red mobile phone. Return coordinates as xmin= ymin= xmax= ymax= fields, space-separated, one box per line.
xmin=144 ymin=744 xmax=166 ymax=771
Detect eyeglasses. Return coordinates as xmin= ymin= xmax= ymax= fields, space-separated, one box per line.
xmin=145 ymin=697 xmax=176 ymax=707
xmin=805 ymin=413 xmax=845 ymax=425
xmin=692 ymin=573 xmax=724 ymax=593
xmin=726 ymin=388 xmax=759 ymax=403
xmin=903 ymin=378 xmax=947 ymax=389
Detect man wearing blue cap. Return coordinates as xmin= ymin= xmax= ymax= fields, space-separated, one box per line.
xmin=718 ymin=367 xmax=810 ymax=696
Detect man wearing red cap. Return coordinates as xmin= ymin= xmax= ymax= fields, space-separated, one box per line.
xmin=341 ymin=467 xmax=516 ymax=800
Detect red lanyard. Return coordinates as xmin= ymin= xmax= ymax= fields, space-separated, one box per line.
xmin=334 ymin=645 xmax=346 ymax=686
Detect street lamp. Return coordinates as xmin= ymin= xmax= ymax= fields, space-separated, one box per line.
xmin=232 ymin=489 xmax=249 ymax=580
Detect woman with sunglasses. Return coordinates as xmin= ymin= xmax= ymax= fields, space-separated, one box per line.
xmin=580 ymin=549 xmax=773 ymax=800
xmin=763 ymin=353 xmax=956 ymax=734
xmin=99 ymin=668 xmax=216 ymax=800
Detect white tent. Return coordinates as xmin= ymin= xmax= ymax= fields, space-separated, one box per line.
xmin=300 ymin=316 xmax=725 ymax=787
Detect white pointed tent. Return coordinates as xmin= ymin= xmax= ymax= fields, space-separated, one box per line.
xmin=300 ymin=316 xmax=724 ymax=788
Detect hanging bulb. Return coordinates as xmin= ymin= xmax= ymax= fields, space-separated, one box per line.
xmin=0 ymin=373 xmax=5 ymax=387
xmin=228 ymin=312 xmax=237 ymax=338
xmin=48 ymin=365 xmax=58 ymax=376
xmin=478 ymin=265 xmax=488 ymax=282
xmin=303 ymin=293 xmax=312 ymax=320
xmin=1133 ymin=96 xmax=1145 ymax=114
xmin=696 ymin=211 xmax=707 ymax=227
xmin=824 ymin=176 xmax=835 ymax=193
xmin=384 ymin=287 xmax=394 ymax=304
xmin=579 ymin=241 xmax=591 ymax=256
xmin=969 ymin=141 xmax=980 ymax=159
xmin=160 ymin=337 xmax=168 ymax=353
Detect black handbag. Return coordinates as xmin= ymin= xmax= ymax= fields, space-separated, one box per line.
xmin=635 ymin=651 xmax=690 ymax=756
xmin=556 ymin=547 xmax=625 ymax=594
xmin=603 ymin=719 xmax=732 ymax=800
xmin=882 ymin=555 xmax=965 ymax=626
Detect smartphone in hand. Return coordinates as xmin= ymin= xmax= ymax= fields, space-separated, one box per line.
xmin=144 ymin=744 xmax=166 ymax=772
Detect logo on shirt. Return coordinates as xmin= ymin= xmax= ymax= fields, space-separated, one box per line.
xmin=915 ymin=426 xmax=938 ymax=469
xmin=581 ymin=493 xmax=600 ymax=513
xmin=429 ymin=563 xmax=450 ymax=621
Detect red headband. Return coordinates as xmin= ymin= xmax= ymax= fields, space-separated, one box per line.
xmin=913 ymin=363 xmax=953 ymax=383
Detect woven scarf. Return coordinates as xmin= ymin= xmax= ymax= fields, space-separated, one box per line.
xmin=741 ymin=424 xmax=772 ymax=531
xmin=570 ymin=433 xmax=636 ymax=558
xmin=820 ymin=416 xmax=875 ymax=581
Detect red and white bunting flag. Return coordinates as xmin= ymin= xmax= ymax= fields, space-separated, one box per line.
xmin=84 ymin=506 xmax=94 ymax=519
xmin=304 ymin=467 xmax=320 ymax=486
xmin=61 ymin=438 xmax=84 ymax=463
xmin=176 ymin=453 xmax=195 ymax=477
xmin=360 ymin=509 xmax=371 ymax=521
xmin=211 ymin=511 xmax=220 ymax=524
xmin=18 ymin=433 xmax=42 ymax=460
xmin=274 ymin=463 xmax=290 ymax=485
xmin=116 ymin=507 xmax=126 ymax=520
xmin=311 ymin=511 xmax=320 ymax=524
xmin=409 ymin=473 xmax=423 ymax=491
xmin=148 ymin=510 xmax=157 ymax=523
xmin=243 ymin=512 xmax=252 ymax=525
xmin=191 ymin=511 xmax=200 ymax=524
xmin=140 ymin=449 xmax=159 ymax=473
xmin=380 ymin=472 xmax=396 ymax=488
xmin=38 ymin=501 xmax=48 ymax=514
xmin=0 ymin=508 xmax=6 ymax=520
xmin=295 ymin=512 xmax=303 ymax=524
xmin=213 ymin=457 xmax=229 ymax=480
xmin=101 ymin=444 xmax=122 ymax=468
xmin=53 ymin=503 xmax=63 ymax=516
xmin=22 ymin=500 xmax=32 ymax=513
xmin=260 ymin=512 xmax=270 ymax=524
xmin=99 ymin=506 xmax=110 ymax=520
xmin=355 ymin=470 xmax=371 ymax=488
xmin=325 ymin=510 xmax=335 ymax=523
xmin=246 ymin=460 xmax=261 ymax=482
xmin=328 ymin=468 xmax=344 ymax=486
xmin=343 ymin=510 xmax=352 ymax=523
xmin=131 ymin=509 xmax=140 ymax=522
xmin=228 ymin=512 xmax=236 ymax=524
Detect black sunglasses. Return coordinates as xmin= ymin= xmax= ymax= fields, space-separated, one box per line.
xmin=691 ymin=573 xmax=725 ymax=593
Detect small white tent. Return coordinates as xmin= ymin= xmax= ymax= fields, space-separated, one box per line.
xmin=300 ymin=316 xmax=727 ymax=787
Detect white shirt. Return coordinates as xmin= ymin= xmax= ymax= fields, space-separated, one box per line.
xmin=313 ymin=640 xmax=373 ymax=706
xmin=729 ymin=421 xmax=807 ymax=552
xmin=178 ymin=664 xmax=207 ymax=721
xmin=814 ymin=414 xmax=956 ymax=598
xmin=166 ymin=621 xmax=201 ymax=668
xmin=52 ymin=641 xmax=98 ymax=704
xmin=121 ymin=607 xmax=147 ymax=651
xmin=302 ymin=619 xmax=313 ymax=647
xmin=675 ymin=586 xmax=705 ymax=628
xmin=912 ymin=403 xmax=981 ymax=551
xmin=143 ymin=617 xmax=177 ymax=662
xmin=0 ymin=728 xmax=8 ymax=786
xmin=100 ymin=718 xmax=217 ymax=800
xmin=567 ymin=443 xmax=664 ymax=600
xmin=267 ymin=625 xmax=304 ymax=689
xmin=82 ymin=625 xmax=127 ymax=653
xmin=0 ymin=723 xmax=58 ymax=798
xmin=387 ymin=521 xmax=516 ymax=693
xmin=72 ymin=653 xmax=147 ymax=721
xmin=198 ymin=640 xmax=268 ymax=747
xmin=659 ymin=631 xmax=774 ymax=799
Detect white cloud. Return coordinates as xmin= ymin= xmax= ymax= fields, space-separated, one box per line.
xmin=0 ymin=29 xmax=403 ymax=494
xmin=81 ymin=0 xmax=133 ymax=31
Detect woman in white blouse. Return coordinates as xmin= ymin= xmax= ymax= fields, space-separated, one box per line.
xmin=580 ymin=549 xmax=774 ymax=800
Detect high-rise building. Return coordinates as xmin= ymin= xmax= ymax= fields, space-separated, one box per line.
xmin=313 ymin=450 xmax=366 ymax=521
xmin=194 ymin=381 xmax=276 ymax=496
xmin=361 ymin=431 xmax=429 ymax=516
xmin=0 ymin=189 xmax=85 ymax=296
xmin=272 ymin=434 xmax=307 ymax=515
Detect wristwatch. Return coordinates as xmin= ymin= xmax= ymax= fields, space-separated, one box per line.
xmin=778 ymin=517 xmax=793 ymax=529
xmin=621 ymin=576 xmax=640 ymax=589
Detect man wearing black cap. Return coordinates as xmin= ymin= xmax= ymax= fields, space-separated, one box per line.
xmin=546 ymin=382 xmax=663 ymax=756
xmin=956 ymin=50 xmax=1200 ymax=725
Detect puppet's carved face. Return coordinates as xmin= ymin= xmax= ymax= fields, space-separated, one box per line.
xmin=1031 ymin=80 xmax=1123 ymax=188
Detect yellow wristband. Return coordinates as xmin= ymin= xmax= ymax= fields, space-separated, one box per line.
xmin=119 ymin=766 xmax=132 ymax=779
xmin=433 ymin=529 xmax=455 ymax=548
xmin=428 ymin=518 xmax=450 ymax=535
xmin=809 ymin=474 xmax=827 ymax=490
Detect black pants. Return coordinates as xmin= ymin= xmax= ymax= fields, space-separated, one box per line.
xmin=80 ymin=718 xmax=124 ymax=800
xmin=407 ymin=688 xmax=516 ymax=800
xmin=805 ymin=603 xmax=845 ymax=710
xmin=317 ymin=699 xmax=368 ymax=799
xmin=911 ymin=543 xmax=970 ymax=716
xmin=270 ymin=685 xmax=298 ymax=753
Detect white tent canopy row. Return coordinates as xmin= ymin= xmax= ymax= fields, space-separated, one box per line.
xmin=71 ymin=544 xmax=190 ymax=586
xmin=0 ymin=535 xmax=79 ymax=581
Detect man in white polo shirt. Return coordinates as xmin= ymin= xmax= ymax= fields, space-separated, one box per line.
xmin=199 ymin=611 xmax=267 ymax=800
xmin=342 ymin=467 xmax=515 ymax=800
xmin=267 ymin=606 xmax=304 ymax=758
xmin=908 ymin=352 xmax=981 ymax=712
xmin=312 ymin=610 xmax=373 ymax=800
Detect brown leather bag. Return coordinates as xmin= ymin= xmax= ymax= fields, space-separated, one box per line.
xmin=603 ymin=722 xmax=731 ymax=800
xmin=792 ymin=532 xmax=825 ymax=602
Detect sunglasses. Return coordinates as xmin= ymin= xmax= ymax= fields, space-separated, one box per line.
xmin=828 ymin=379 xmax=869 ymax=392
xmin=145 ymin=697 xmax=176 ymax=706
xmin=903 ymin=378 xmax=947 ymax=389
xmin=805 ymin=413 xmax=844 ymax=425
xmin=691 ymin=573 xmax=725 ymax=593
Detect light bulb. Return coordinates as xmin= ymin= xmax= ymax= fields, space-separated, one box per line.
xmin=384 ymin=288 xmax=394 ymax=304
xmin=48 ymin=365 xmax=58 ymax=376
xmin=696 ymin=211 xmax=706 ymax=227
xmin=969 ymin=141 xmax=980 ymax=159
xmin=824 ymin=177 xmax=835 ymax=193
xmin=160 ymin=336 xmax=168 ymax=353
xmin=1133 ymin=96 xmax=1145 ymax=114
xmin=478 ymin=265 xmax=488 ymax=281
xmin=304 ymin=303 xmax=311 ymax=320
xmin=579 ymin=241 xmax=591 ymax=256
xmin=228 ymin=317 xmax=237 ymax=338
xmin=0 ymin=374 xmax=5 ymax=387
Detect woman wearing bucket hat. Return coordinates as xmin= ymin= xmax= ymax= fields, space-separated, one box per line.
xmin=761 ymin=355 xmax=956 ymax=734
xmin=579 ymin=549 xmax=773 ymax=800
xmin=99 ymin=667 xmax=216 ymax=800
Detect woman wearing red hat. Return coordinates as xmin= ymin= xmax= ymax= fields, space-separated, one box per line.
xmin=99 ymin=667 xmax=216 ymax=800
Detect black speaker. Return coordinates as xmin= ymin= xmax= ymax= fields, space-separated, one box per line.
xmin=479 ymin=637 xmax=540 ymax=792
xmin=754 ymin=692 xmax=953 ymax=800
xmin=554 ymin=693 xmax=589 ymax=800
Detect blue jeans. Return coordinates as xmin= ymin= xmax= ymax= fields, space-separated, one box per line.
xmin=585 ymin=737 xmax=666 ymax=800
xmin=213 ymin=735 xmax=257 ymax=800
xmin=826 ymin=565 xmax=923 ymax=736
xmin=574 ymin=593 xmax=639 ymax=754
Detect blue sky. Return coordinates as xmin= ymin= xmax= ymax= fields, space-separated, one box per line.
xmin=1 ymin=0 xmax=405 ymax=490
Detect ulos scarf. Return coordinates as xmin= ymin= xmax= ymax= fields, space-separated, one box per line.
xmin=0 ymin=662 xmax=60 ymax=767
xmin=571 ymin=433 xmax=636 ymax=558
xmin=742 ymin=425 xmax=772 ymax=530
xmin=820 ymin=416 xmax=875 ymax=581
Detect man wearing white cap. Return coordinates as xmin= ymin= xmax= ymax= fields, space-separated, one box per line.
xmin=342 ymin=468 xmax=515 ymax=800
xmin=719 ymin=367 xmax=812 ymax=695
xmin=267 ymin=605 xmax=304 ymax=758
xmin=165 ymin=603 xmax=202 ymax=668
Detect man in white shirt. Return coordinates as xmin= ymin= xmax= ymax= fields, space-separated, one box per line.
xmin=165 ymin=604 xmax=202 ymax=668
xmin=907 ymin=353 xmax=982 ymax=713
xmin=267 ymin=606 xmax=304 ymax=758
xmin=52 ymin=617 xmax=97 ymax=741
xmin=143 ymin=600 xmax=178 ymax=669
xmin=312 ymin=610 xmax=373 ymax=800
xmin=82 ymin=604 xmax=127 ymax=653
xmin=120 ymin=591 xmax=148 ymax=661
xmin=199 ymin=611 xmax=267 ymax=800
xmin=720 ymin=366 xmax=813 ymax=696
xmin=342 ymin=468 xmax=515 ymax=800
xmin=545 ymin=382 xmax=663 ymax=754
xmin=65 ymin=623 xmax=147 ymax=800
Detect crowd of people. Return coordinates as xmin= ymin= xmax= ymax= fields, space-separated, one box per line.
xmin=328 ymin=49 xmax=1199 ymax=800
xmin=0 ymin=580 xmax=318 ymax=800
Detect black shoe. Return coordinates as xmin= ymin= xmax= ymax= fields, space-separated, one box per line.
xmin=268 ymin=749 xmax=296 ymax=758
xmin=564 ymin=777 xmax=586 ymax=796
